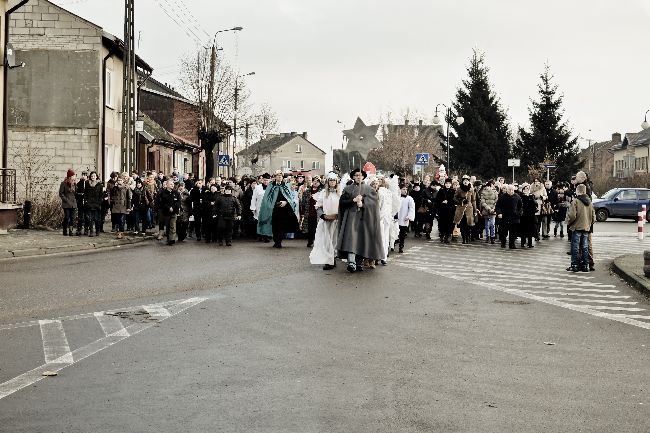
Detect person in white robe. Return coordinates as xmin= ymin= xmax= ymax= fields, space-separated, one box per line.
xmin=376 ymin=176 xmax=394 ymax=265
xmin=309 ymin=172 xmax=341 ymax=270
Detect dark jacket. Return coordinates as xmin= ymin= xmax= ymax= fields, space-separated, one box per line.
xmin=59 ymin=181 xmax=77 ymax=209
xmin=157 ymin=188 xmax=181 ymax=217
xmin=520 ymin=194 xmax=538 ymax=237
xmin=215 ymin=195 xmax=242 ymax=220
xmin=435 ymin=187 xmax=456 ymax=220
xmin=189 ymin=186 xmax=203 ymax=213
xmin=75 ymin=179 xmax=87 ymax=208
xmin=202 ymin=190 xmax=220 ymax=218
xmin=84 ymin=180 xmax=104 ymax=211
xmin=109 ymin=184 xmax=131 ymax=214
xmin=495 ymin=193 xmax=523 ymax=224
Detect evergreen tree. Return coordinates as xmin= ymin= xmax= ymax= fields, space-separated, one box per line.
xmin=514 ymin=64 xmax=583 ymax=181
xmin=445 ymin=50 xmax=511 ymax=179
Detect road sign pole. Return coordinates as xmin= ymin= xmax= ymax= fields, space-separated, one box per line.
xmin=512 ymin=166 xmax=515 ymax=184
xmin=547 ymin=167 xmax=550 ymax=182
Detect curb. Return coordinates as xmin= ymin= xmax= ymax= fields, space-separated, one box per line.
xmin=1 ymin=236 xmax=155 ymax=260
xmin=611 ymin=255 xmax=650 ymax=298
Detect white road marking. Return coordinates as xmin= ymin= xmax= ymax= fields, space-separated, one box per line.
xmin=525 ymin=291 xmax=630 ymax=299
xmin=38 ymin=320 xmax=73 ymax=364
xmin=142 ymin=305 xmax=172 ymax=319
xmin=94 ymin=312 xmax=129 ymax=337
xmin=0 ymin=295 xmax=219 ymax=401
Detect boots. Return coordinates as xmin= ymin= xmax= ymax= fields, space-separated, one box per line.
xmin=490 ymin=237 xmax=495 ymax=244
xmin=68 ymin=228 xmax=74 ymax=236
xmin=62 ymin=227 xmax=68 ymax=236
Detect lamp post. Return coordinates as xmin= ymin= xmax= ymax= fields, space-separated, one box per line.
xmin=642 ymin=110 xmax=650 ymax=174
xmin=232 ymin=71 xmax=255 ymax=177
xmin=432 ymin=103 xmax=464 ymax=175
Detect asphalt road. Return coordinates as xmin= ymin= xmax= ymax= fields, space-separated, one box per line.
xmin=0 ymin=221 xmax=648 ymax=432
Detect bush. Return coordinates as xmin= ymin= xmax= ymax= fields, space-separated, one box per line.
xmin=590 ymin=173 xmax=650 ymax=197
xmin=16 ymin=194 xmax=63 ymax=230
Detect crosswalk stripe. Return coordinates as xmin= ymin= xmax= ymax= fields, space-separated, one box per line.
xmin=38 ymin=320 xmax=73 ymax=364
xmin=526 ymin=291 xmax=629 ymax=299
xmin=546 ymin=298 xmax=637 ymax=305
xmin=143 ymin=305 xmax=172 ymax=319
xmin=568 ymin=305 xmax=646 ymax=312
xmin=94 ymin=312 xmax=129 ymax=337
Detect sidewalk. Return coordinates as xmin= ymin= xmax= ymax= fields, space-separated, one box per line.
xmin=612 ymin=254 xmax=650 ymax=297
xmin=0 ymin=227 xmax=155 ymax=260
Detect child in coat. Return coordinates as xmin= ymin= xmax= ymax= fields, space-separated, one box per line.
xmin=397 ymin=185 xmax=416 ymax=253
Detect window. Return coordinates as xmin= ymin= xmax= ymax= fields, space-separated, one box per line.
xmin=618 ymin=190 xmax=637 ymax=201
xmin=295 ymin=144 xmax=302 ymax=153
xmin=311 ymin=161 xmax=320 ymax=170
xmin=300 ymin=160 xmax=304 ymax=169
xmin=638 ymin=190 xmax=650 ymax=200
xmin=105 ymin=69 xmax=114 ymax=108
xmin=285 ymin=160 xmax=292 ymax=169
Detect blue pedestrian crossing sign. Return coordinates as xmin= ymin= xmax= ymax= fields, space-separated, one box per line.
xmin=415 ymin=153 xmax=430 ymax=165
xmin=218 ymin=154 xmax=230 ymax=166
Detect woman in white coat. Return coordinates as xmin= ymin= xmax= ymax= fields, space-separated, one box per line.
xmin=309 ymin=173 xmax=341 ymax=270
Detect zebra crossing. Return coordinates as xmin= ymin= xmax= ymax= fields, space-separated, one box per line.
xmin=393 ymin=234 xmax=650 ymax=330
xmin=0 ymin=295 xmax=215 ymax=401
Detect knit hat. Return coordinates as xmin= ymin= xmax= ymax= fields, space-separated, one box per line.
xmin=326 ymin=172 xmax=338 ymax=180
xmin=66 ymin=168 xmax=75 ymax=178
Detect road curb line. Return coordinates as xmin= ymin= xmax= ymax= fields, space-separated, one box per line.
xmin=611 ymin=255 xmax=650 ymax=298
xmin=1 ymin=237 xmax=155 ymax=261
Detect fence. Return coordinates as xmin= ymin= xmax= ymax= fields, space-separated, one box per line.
xmin=0 ymin=168 xmax=17 ymax=203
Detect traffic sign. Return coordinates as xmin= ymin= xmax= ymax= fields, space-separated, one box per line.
xmin=415 ymin=153 xmax=430 ymax=165
xmin=544 ymin=164 xmax=556 ymax=169
xmin=507 ymin=158 xmax=521 ymax=167
xmin=218 ymin=154 xmax=230 ymax=166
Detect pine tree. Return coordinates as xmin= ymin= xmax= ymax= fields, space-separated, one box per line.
xmin=446 ymin=50 xmax=511 ymax=179
xmin=514 ymin=64 xmax=583 ymax=181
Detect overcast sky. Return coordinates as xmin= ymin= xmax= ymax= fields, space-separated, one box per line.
xmin=53 ymin=0 xmax=650 ymax=164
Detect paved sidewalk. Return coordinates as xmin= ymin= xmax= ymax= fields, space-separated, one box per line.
xmin=612 ymin=253 xmax=650 ymax=297
xmin=0 ymin=228 xmax=154 ymax=259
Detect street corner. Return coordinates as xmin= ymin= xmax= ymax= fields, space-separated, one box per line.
xmin=612 ymin=253 xmax=650 ymax=298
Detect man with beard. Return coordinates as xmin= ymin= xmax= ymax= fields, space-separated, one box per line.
xmin=257 ymin=170 xmax=300 ymax=248
xmin=336 ymin=168 xmax=384 ymax=273
xmin=435 ymin=178 xmax=456 ymax=243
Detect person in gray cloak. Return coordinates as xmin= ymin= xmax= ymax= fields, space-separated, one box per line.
xmin=337 ymin=168 xmax=384 ymax=273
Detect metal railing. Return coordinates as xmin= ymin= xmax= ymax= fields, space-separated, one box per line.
xmin=0 ymin=168 xmax=17 ymax=203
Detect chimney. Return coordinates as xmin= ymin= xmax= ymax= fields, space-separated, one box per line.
xmin=612 ymin=132 xmax=622 ymax=143
xmin=418 ymin=120 xmax=423 ymax=126
xmin=290 ymin=131 xmax=297 ymax=136
xmin=404 ymin=119 xmax=409 ymax=126
xmin=302 ymin=132 xmax=307 ymax=140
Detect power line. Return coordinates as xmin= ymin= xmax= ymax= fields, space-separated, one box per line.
xmin=159 ymin=0 xmax=205 ymax=45
xmin=153 ymin=0 xmax=201 ymax=44
xmin=176 ymin=0 xmax=211 ymax=40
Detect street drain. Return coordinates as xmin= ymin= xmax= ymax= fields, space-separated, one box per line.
xmin=105 ymin=309 xmax=158 ymax=323
xmin=493 ymin=300 xmax=530 ymax=305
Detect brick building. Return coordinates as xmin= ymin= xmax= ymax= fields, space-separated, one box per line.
xmin=579 ymin=133 xmax=618 ymax=181
xmin=5 ymin=0 xmax=156 ymax=193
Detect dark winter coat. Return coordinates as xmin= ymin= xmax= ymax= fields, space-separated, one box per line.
xmin=435 ymin=187 xmax=456 ymax=222
xmin=131 ymin=186 xmax=143 ymax=211
xmin=520 ymin=194 xmax=538 ymax=237
xmin=189 ymin=187 xmax=203 ymax=214
xmin=75 ymin=179 xmax=87 ymax=209
xmin=495 ymin=193 xmax=523 ymax=224
xmin=179 ymin=189 xmax=192 ymax=221
xmin=59 ymin=181 xmax=77 ymax=209
xmin=202 ymin=190 xmax=220 ymax=218
xmin=420 ymin=187 xmax=437 ymax=222
xmin=84 ymin=180 xmax=104 ymax=211
xmin=109 ymin=184 xmax=131 ymax=214
xmin=215 ymin=195 xmax=242 ymax=220
xmin=157 ymin=188 xmax=181 ymax=217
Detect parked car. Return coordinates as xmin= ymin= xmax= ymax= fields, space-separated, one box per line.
xmin=592 ymin=188 xmax=650 ymax=222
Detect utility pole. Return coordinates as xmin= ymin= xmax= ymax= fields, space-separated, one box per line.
xmin=120 ymin=0 xmax=136 ymax=173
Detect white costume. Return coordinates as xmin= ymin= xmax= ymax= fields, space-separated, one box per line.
xmin=309 ymin=187 xmax=341 ymax=266
xmin=387 ymin=176 xmax=401 ymax=249
xmin=377 ymin=185 xmax=394 ymax=261
xmin=250 ymin=183 xmax=266 ymax=220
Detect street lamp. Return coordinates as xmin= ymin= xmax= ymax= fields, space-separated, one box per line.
xmin=432 ymin=103 xmax=464 ymax=175
xmin=642 ymin=109 xmax=650 ymax=130
xmin=232 ymin=72 xmax=255 ymax=176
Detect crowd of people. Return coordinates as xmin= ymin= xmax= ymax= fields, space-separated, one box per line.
xmin=58 ymin=165 xmax=596 ymax=273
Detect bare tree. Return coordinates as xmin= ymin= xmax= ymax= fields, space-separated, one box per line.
xmin=368 ymin=110 xmax=443 ymax=175
xmin=244 ymin=102 xmax=279 ymax=144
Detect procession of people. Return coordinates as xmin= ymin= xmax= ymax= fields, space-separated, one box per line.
xmin=59 ymin=164 xmax=596 ymax=273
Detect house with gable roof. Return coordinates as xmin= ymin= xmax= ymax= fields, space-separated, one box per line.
xmin=236 ymin=132 xmax=325 ymax=176
xmin=610 ymin=128 xmax=650 ymax=178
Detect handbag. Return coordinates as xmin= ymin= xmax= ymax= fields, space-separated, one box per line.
xmin=452 ymin=225 xmax=461 ymax=238
xmin=417 ymin=205 xmax=428 ymax=214
xmin=188 ymin=215 xmax=195 ymax=222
